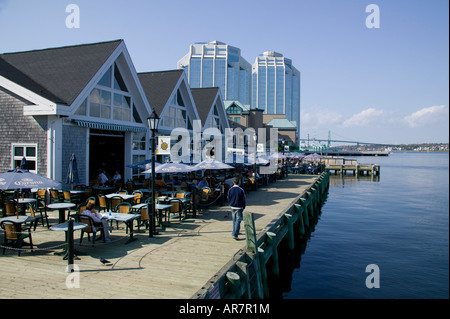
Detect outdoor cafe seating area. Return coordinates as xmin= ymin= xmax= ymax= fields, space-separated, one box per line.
xmin=0 ymin=153 xmax=324 ymax=256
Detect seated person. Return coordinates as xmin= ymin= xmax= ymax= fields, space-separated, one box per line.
xmin=196 ymin=176 xmax=209 ymax=189
xmin=155 ymin=175 xmax=167 ymax=187
xmin=81 ymin=202 xmax=111 ymax=242
xmin=165 ymin=174 xmax=179 ymax=186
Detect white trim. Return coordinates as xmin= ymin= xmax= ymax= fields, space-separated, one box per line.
xmin=0 ymin=75 xmax=57 ymax=114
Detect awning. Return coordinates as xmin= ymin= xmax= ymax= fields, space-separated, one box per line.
xmin=72 ymin=119 xmax=147 ymax=132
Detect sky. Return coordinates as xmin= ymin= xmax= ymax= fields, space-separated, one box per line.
xmin=0 ymin=0 xmax=448 ymax=145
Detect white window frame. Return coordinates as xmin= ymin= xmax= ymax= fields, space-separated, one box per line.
xmin=11 ymin=143 xmax=38 ymax=174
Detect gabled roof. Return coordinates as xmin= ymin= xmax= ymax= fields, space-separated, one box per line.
xmin=190 ymin=87 xmax=220 ymax=125
xmin=0 ymin=39 xmax=123 ymax=105
xmin=266 ymin=118 xmax=297 ymax=129
xmin=224 ymin=100 xmax=251 ymax=113
xmin=137 ymin=70 xmax=184 ymax=115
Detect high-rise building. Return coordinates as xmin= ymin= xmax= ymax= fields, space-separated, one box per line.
xmin=252 ymin=51 xmax=300 ymax=142
xmin=177 ymin=41 xmax=252 ymax=106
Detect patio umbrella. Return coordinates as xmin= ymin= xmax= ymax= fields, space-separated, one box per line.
xmin=143 ymin=162 xmax=200 ymax=197
xmin=0 ymin=169 xmax=61 ymax=216
xmin=305 ymin=153 xmax=323 ymax=159
xmin=65 ymin=153 xmax=79 ymax=189
xmin=244 ymin=154 xmax=270 ymax=166
xmin=127 ymin=159 xmax=162 ymax=170
xmin=19 ymin=157 xmax=28 ymax=170
xmin=304 ymin=153 xmax=323 ymax=163
xmin=194 ymin=159 xmax=234 ymax=170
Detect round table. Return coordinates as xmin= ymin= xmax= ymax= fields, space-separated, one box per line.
xmin=47 ymin=203 xmax=76 ymax=223
xmin=50 ymin=222 xmax=87 ymax=260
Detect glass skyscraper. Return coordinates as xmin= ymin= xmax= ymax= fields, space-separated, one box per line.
xmin=177 ymin=41 xmax=252 ymax=106
xmin=252 ymin=51 xmax=300 ymax=138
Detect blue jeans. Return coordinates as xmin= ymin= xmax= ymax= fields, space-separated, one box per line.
xmin=231 ymin=208 xmax=244 ymax=237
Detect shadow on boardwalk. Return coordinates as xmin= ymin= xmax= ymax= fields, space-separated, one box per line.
xmin=0 ymin=174 xmax=319 ymax=299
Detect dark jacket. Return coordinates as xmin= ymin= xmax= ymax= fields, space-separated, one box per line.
xmin=227 ymin=185 xmax=246 ymax=209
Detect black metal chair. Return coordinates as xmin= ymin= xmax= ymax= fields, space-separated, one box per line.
xmin=78 ymin=214 xmax=105 ymax=247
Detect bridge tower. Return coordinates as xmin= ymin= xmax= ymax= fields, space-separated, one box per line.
xmin=328 ymin=131 xmax=331 ymax=149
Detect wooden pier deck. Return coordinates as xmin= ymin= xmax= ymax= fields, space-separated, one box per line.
xmin=0 ymin=175 xmax=320 ymax=299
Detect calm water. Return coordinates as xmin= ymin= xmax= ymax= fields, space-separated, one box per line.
xmin=285 ymin=152 xmax=449 ymax=299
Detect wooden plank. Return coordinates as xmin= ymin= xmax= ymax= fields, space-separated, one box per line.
xmin=0 ymin=174 xmax=321 ymax=299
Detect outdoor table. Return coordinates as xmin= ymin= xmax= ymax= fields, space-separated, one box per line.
xmin=105 ymin=193 xmax=137 ymax=201
xmin=47 ymin=202 xmax=76 ymax=223
xmin=99 ymin=212 xmax=140 ymax=244
xmin=92 ymin=186 xmax=115 ymax=195
xmin=0 ymin=215 xmax=36 ymax=224
xmin=50 ymin=221 xmax=87 ymax=260
xmin=15 ymin=198 xmax=37 ymax=204
xmin=14 ymin=198 xmax=37 ymax=214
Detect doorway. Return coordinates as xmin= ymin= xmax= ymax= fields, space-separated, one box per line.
xmin=89 ymin=130 xmax=124 ymax=184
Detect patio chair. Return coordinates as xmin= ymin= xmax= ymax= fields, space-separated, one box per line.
xmin=4 ymin=202 xmax=16 ymax=216
xmin=78 ymin=215 xmax=105 ymax=247
xmin=1 ymin=220 xmax=33 ymax=256
xmin=110 ymin=196 xmax=123 ymax=211
xmin=97 ymin=194 xmax=108 ymax=213
xmin=49 ymin=189 xmax=61 ymax=203
xmin=114 ymin=202 xmax=133 ymax=232
xmin=132 ymin=190 xmax=143 ymax=205
xmin=136 ymin=205 xmax=149 ymax=232
xmin=27 ymin=203 xmax=45 ymax=231
xmin=168 ymin=199 xmax=183 ymax=222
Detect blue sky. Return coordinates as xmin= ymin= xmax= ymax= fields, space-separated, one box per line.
xmin=0 ymin=0 xmax=448 ymax=144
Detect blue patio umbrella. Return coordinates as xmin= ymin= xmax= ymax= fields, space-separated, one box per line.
xmin=0 ymin=169 xmax=62 ymax=216
xmin=65 ymin=153 xmax=79 ymax=188
xmin=127 ymin=159 xmax=162 ymax=170
xmin=0 ymin=169 xmax=61 ymax=190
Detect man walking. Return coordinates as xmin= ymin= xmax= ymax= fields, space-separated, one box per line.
xmin=227 ymin=178 xmax=246 ymax=240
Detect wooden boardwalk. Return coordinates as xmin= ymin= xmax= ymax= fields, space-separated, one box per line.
xmin=0 ymin=175 xmax=319 ymax=299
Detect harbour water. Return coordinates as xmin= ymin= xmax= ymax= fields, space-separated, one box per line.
xmin=284 ymin=152 xmax=449 ymax=299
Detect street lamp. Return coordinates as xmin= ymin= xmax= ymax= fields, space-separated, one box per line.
xmin=147 ymin=110 xmax=160 ymax=237
xmin=253 ymin=134 xmax=257 ymax=191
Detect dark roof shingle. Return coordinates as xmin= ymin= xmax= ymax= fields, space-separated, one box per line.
xmin=190 ymin=87 xmax=219 ymax=124
xmin=0 ymin=40 xmax=123 ymax=105
xmin=137 ymin=70 xmax=184 ymax=115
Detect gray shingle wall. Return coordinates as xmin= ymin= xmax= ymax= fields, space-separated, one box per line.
xmin=62 ymin=124 xmax=87 ymax=185
xmin=0 ymin=87 xmax=48 ymax=173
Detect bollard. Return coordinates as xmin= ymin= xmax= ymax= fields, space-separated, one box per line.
xmin=226 ymin=271 xmax=241 ymax=298
xmin=294 ymin=204 xmax=305 ymax=235
xmin=284 ymin=214 xmax=295 ymax=252
xmin=266 ymin=232 xmax=280 ymax=279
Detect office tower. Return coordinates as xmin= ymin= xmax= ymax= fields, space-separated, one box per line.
xmin=177 ymin=41 xmax=252 ymax=105
xmin=252 ymin=51 xmax=300 ymax=138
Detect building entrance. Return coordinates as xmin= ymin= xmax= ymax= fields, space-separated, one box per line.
xmin=89 ymin=130 xmax=124 ymax=185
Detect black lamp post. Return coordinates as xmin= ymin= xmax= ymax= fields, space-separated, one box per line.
xmin=147 ymin=110 xmax=160 ymax=237
xmin=253 ymin=134 xmax=257 ymax=191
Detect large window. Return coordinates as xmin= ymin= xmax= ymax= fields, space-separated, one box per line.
xmin=161 ymin=90 xmax=190 ymax=129
xmin=89 ymin=63 xmax=132 ymax=122
xmin=12 ymin=144 xmax=37 ymax=173
xmin=202 ymin=58 xmax=214 ymax=87
xmin=190 ymin=58 xmax=201 ymax=88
